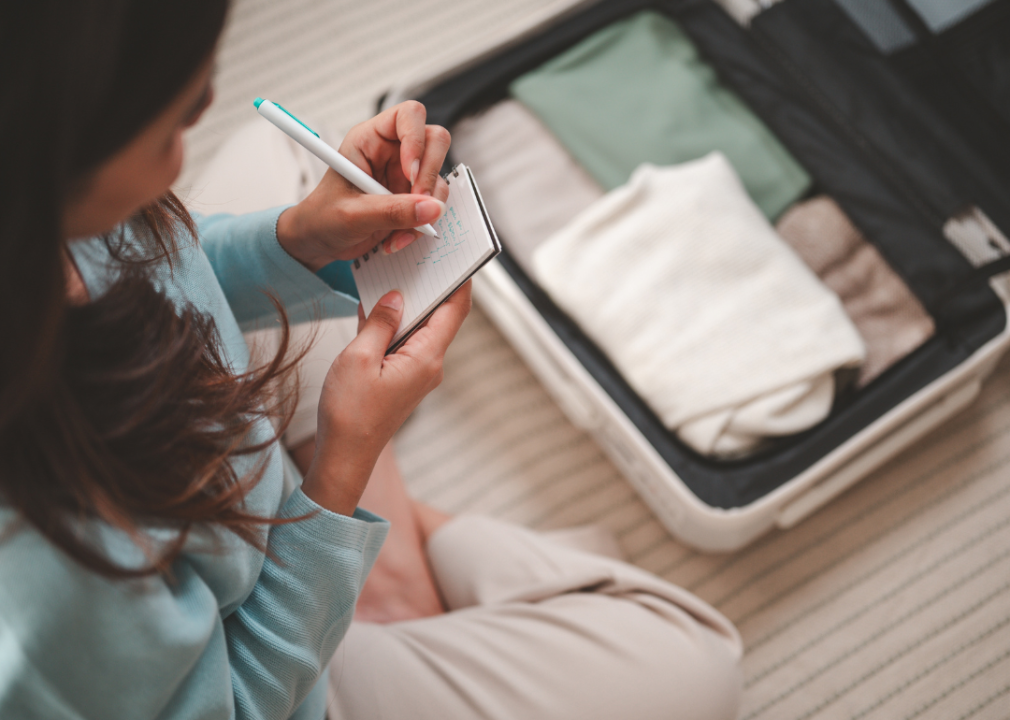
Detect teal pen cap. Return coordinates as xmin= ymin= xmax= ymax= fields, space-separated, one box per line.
xmin=253 ymin=97 xmax=319 ymax=137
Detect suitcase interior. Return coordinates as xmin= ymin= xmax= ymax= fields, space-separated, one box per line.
xmin=403 ymin=0 xmax=1010 ymax=509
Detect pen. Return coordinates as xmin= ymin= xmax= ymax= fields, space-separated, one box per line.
xmin=254 ymin=98 xmax=439 ymax=238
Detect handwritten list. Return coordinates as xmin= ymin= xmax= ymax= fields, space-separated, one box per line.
xmin=351 ymin=166 xmax=498 ymax=348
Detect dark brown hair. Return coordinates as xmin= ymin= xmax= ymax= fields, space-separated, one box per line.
xmin=0 ymin=0 xmax=305 ymax=577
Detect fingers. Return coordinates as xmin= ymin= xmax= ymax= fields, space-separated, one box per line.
xmin=433 ymin=175 xmax=449 ymax=204
xmin=403 ymin=281 xmax=472 ymax=357
xmin=437 ymin=280 xmax=473 ymax=335
xmin=392 ymin=102 xmax=429 ymax=187
xmin=383 ymin=103 xmax=451 ymax=197
xmin=350 ymin=291 xmax=404 ymax=359
xmin=381 ymin=169 xmax=448 ymax=254
xmin=383 ymin=230 xmax=419 ymax=255
xmin=339 ymin=104 xmax=414 ymax=191
xmin=410 ymin=125 xmax=452 ymax=196
xmin=347 ymin=101 xmax=428 ymax=186
xmin=345 ymin=102 xmax=451 ymax=197
xmin=337 ymin=193 xmax=446 ymax=238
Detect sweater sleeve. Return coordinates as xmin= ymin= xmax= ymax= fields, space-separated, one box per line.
xmin=196 ymin=207 xmax=360 ymax=330
xmin=225 ymin=492 xmax=388 ymax=720
xmin=0 ymin=491 xmax=388 ymax=720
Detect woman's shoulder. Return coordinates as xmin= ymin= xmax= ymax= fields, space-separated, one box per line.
xmin=0 ymin=510 xmax=149 ymax=663
xmin=0 ymin=507 xmax=230 ymax=653
xmin=0 ymin=508 xmax=231 ymax=716
xmin=0 ymin=507 xmax=178 ymax=611
xmin=0 ymin=501 xmax=270 ymax=619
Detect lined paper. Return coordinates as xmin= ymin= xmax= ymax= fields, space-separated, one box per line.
xmin=351 ymin=166 xmax=496 ymax=347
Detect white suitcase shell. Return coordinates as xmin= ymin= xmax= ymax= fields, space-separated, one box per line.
xmin=470 ymin=261 xmax=1010 ymax=551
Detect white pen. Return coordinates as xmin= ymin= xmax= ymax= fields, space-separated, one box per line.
xmin=254 ymin=97 xmax=439 ymax=238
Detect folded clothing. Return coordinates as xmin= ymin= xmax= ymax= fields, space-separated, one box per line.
xmin=776 ymin=197 xmax=935 ymax=386
xmin=533 ymin=154 xmax=865 ymax=457
xmin=510 ymin=10 xmax=810 ymax=221
xmin=451 ymin=100 xmax=605 ymax=276
xmin=452 ymin=100 xmax=931 ymax=387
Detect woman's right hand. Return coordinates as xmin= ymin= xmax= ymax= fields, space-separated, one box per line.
xmin=300 ymin=282 xmax=472 ymax=516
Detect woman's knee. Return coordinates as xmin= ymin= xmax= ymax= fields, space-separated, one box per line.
xmin=578 ymin=593 xmax=743 ymax=720
xmin=664 ymin=621 xmax=743 ymax=720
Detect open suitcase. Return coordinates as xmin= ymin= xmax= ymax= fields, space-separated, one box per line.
xmin=380 ymin=0 xmax=1010 ymax=551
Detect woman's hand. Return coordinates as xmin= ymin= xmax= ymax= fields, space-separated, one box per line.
xmin=276 ymin=101 xmax=452 ymax=271
xmin=300 ymin=281 xmax=472 ymax=516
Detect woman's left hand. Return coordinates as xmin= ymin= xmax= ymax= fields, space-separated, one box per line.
xmin=276 ymin=101 xmax=452 ymax=271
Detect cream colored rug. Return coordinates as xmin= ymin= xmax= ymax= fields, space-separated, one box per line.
xmin=180 ymin=1 xmax=1010 ymax=718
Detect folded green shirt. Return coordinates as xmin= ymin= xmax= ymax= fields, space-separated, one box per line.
xmin=510 ymin=10 xmax=810 ymax=220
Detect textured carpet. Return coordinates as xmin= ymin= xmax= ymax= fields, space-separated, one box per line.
xmin=179 ymin=1 xmax=1010 ymax=718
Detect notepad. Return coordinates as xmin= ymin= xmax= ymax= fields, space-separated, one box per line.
xmin=351 ymin=164 xmax=502 ymax=352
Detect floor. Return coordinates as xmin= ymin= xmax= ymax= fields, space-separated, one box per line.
xmin=178 ymin=1 xmax=1010 ymax=717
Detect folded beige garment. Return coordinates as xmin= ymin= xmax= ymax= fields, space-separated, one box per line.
xmin=776 ymin=197 xmax=935 ymax=386
xmin=450 ymin=100 xmax=605 ymax=276
xmin=533 ymin=154 xmax=866 ymax=457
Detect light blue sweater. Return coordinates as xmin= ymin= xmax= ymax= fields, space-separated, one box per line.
xmin=0 ymin=208 xmax=388 ymax=720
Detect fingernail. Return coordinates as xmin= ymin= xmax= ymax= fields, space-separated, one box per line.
xmin=416 ymin=198 xmax=446 ymax=223
xmin=384 ymin=232 xmax=414 ymax=254
xmin=378 ymin=291 xmax=403 ymax=311
xmin=410 ymin=159 xmax=420 ymax=185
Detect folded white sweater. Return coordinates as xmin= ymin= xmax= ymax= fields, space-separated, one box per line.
xmin=533 ymin=153 xmax=866 ymax=457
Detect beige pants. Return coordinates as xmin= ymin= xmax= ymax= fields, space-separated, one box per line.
xmin=191 ymin=122 xmax=743 ymax=720
xmin=328 ymin=516 xmax=742 ymax=720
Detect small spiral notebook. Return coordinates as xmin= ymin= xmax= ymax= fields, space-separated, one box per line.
xmin=351 ymin=164 xmax=502 ymax=352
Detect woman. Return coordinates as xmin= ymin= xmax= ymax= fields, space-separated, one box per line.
xmin=0 ymin=2 xmax=743 ymax=719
